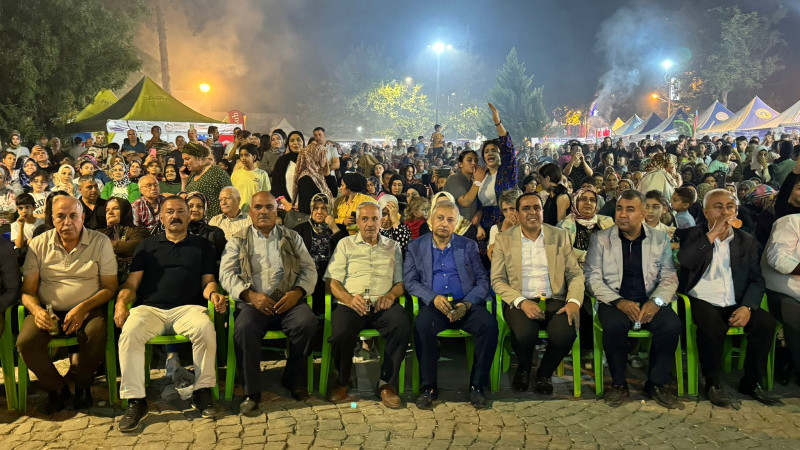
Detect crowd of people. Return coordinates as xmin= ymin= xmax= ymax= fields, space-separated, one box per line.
xmin=1 ymin=102 xmax=800 ymax=432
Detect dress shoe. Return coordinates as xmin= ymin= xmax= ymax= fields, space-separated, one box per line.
xmin=378 ymin=384 xmax=403 ymax=409
xmin=118 ymin=398 xmax=148 ymax=432
xmin=327 ymin=384 xmax=350 ymax=403
xmin=604 ymin=384 xmax=629 ymax=407
xmin=191 ymin=388 xmax=218 ymax=419
xmin=239 ymin=396 xmax=259 ymax=416
xmin=739 ymin=383 xmax=784 ymax=406
xmin=706 ymin=384 xmax=740 ymax=410
xmin=415 ymin=387 xmax=438 ymax=409
xmin=38 ymin=385 xmax=70 ymax=415
xmin=643 ymin=383 xmax=684 ymax=410
xmin=512 ymin=367 xmax=530 ymax=392
xmin=281 ymin=379 xmax=310 ymax=401
xmin=73 ymin=387 xmax=93 ymax=410
xmin=534 ymin=377 xmax=553 ymax=395
xmin=469 ymin=385 xmax=487 ymax=409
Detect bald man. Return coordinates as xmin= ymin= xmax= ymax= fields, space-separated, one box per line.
xmin=220 ymin=191 xmax=317 ymax=414
xmin=17 ymin=196 xmax=118 ymax=413
xmin=209 ymin=186 xmax=250 ymax=240
xmin=131 ymin=174 xmax=164 ymax=229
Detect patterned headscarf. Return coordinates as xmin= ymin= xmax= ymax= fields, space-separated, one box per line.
xmin=744 ymin=184 xmax=776 ymax=209
xmin=571 ymin=187 xmax=599 ymax=222
xmin=696 ymin=183 xmax=714 ymax=205
xmin=292 ymin=142 xmax=332 ymax=203
xmin=644 ymin=153 xmax=673 ymax=172
xmin=428 ymin=191 xmax=471 ymax=235
xmin=17 ymin=157 xmax=33 ymax=190
xmin=111 ymin=161 xmax=131 ymax=188
xmin=186 ymin=191 xmax=209 ymax=231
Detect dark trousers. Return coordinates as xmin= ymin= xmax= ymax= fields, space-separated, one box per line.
xmin=330 ymin=302 xmax=410 ymax=388
xmin=766 ymin=289 xmax=800 ymax=372
xmin=16 ymin=305 xmax=107 ymax=391
xmin=233 ymin=302 xmax=318 ymax=397
xmin=690 ymin=297 xmax=775 ymax=389
xmin=414 ymin=304 xmax=498 ymax=390
xmin=597 ymin=301 xmax=681 ymax=387
xmin=504 ymin=299 xmax=576 ymax=379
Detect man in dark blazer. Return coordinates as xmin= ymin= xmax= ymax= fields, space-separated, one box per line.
xmin=404 ymin=200 xmax=495 ymax=410
xmin=678 ymin=188 xmax=780 ymax=408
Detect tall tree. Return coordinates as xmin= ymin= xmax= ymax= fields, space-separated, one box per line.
xmin=700 ymin=6 xmax=785 ymax=107
xmin=0 ymin=0 xmax=143 ymax=140
xmin=480 ymin=48 xmax=547 ymax=140
xmin=154 ymin=0 xmax=171 ymax=93
xmin=359 ymin=81 xmax=432 ymax=139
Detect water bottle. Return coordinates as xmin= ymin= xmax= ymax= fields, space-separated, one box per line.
xmin=364 ymin=288 xmax=371 ymax=313
xmin=538 ymin=292 xmax=547 ymax=321
xmin=46 ymin=304 xmax=59 ymax=336
xmin=447 ymin=294 xmax=455 ymax=318
xmin=633 ymin=321 xmax=642 ymax=331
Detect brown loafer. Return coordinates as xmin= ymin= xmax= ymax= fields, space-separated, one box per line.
xmin=378 ymin=384 xmax=403 ymax=409
xmin=327 ymin=384 xmax=349 ymax=403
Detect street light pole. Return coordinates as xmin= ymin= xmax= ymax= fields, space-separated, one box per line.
xmin=435 ymin=53 xmax=441 ymax=124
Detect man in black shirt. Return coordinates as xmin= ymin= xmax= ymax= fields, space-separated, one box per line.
xmin=115 ymin=196 xmax=227 ymax=432
xmin=77 ymin=176 xmax=107 ymax=230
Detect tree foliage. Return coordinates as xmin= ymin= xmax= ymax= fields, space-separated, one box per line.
xmin=480 ymin=48 xmax=547 ymax=140
xmin=0 ymin=0 xmax=144 ymax=141
xmin=700 ymin=6 xmax=785 ymax=107
xmin=359 ymin=81 xmax=432 ymax=139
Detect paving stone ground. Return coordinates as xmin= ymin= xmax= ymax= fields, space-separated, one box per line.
xmin=2 ymin=341 xmax=800 ymax=449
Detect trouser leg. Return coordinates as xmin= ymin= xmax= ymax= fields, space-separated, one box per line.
xmin=538 ymin=301 xmax=577 ymax=379
xmin=414 ymin=304 xmax=450 ymax=389
xmin=767 ymin=290 xmax=800 ymax=371
xmin=690 ymin=298 xmax=729 ymax=387
xmin=74 ymin=306 xmax=108 ymax=389
xmin=280 ymin=303 xmax=318 ymax=387
xmin=233 ymin=303 xmax=271 ymax=396
xmin=461 ymin=306 xmax=498 ymax=388
xmin=119 ymin=306 xmax=167 ymax=399
xmin=330 ymin=305 xmax=365 ymax=386
xmin=371 ymin=303 xmax=411 ymax=386
xmin=17 ymin=315 xmax=63 ymax=392
xmin=171 ymin=305 xmax=217 ymax=391
xmin=503 ymin=304 xmax=541 ymax=373
xmin=741 ymin=308 xmax=776 ymax=390
xmin=643 ymin=304 xmax=682 ymax=386
xmin=597 ymin=303 xmax=631 ymax=386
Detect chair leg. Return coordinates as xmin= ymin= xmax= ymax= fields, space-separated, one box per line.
xmin=686 ymin=324 xmax=699 ymax=397
xmin=105 ymin=335 xmax=118 ymax=407
xmin=767 ymin=327 xmax=778 ymax=391
xmin=17 ymin=352 xmax=28 ymax=412
xmin=306 ymin=355 xmax=314 ymax=394
xmin=318 ymin=327 xmax=332 ymax=395
xmin=465 ymin=337 xmax=474 ymax=374
xmin=593 ymin=325 xmax=604 ymax=398
xmin=490 ymin=331 xmax=503 ymax=392
xmin=412 ymin=346 xmax=420 ymax=396
xmin=225 ymin=330 xmax=236 ymax=401
xmin=572 ymin=333 xmax=581 ymax=398
xmin=1 ymin=319 xmax=17 ymax=410
xmin=144 ymin=345 xmax=152 ymax=388
xmin=675 ymin=335 xmax=684 ymax=397
xmin=737 ymin=336 xmax=748 ymax=371
xmin=722 ymin=337 xmax=733 ymax=373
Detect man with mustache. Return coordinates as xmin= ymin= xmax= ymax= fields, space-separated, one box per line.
xmin=115 ymin=196 xmax=227 ymax=432
xmin=492 ymin=193 xmax=584 ymax=395
xmin=325 ymin=201 xmax=410 ymax=408
xmin=220 ymin=191 xmax=318 ymax=414
xmin=404 ymin=200 xmax=494 ymax=409
xmin=584 ymin=190 xmax=682 ymax=409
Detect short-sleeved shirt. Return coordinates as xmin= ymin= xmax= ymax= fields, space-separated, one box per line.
xmin=122 ymin=141 xmax=146 ymax=154
xmin=444 ymin=171 xmax=477 ymax=221
xmin=231 ymin=168 xmax=270 ymax=208
xmin=23 ymin=228 xmax=117 ymax=311
xmin=325 ymin=232 xmax=403 ymax=298
xmin=185 ymin=164 xmax=233 ymax=217
xmin=130 ymin=233 xmax=216 ymax=310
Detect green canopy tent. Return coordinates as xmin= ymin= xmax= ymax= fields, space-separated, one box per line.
xmin=72 ymin=89 xmax=118 ymax=122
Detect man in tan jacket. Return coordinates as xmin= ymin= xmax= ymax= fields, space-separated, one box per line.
xmin=492 ymin=193 xmax=584 ymax=395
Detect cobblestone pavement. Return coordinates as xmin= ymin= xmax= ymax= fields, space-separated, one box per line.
xmin=2 ymin=344 xmax=800 ymax=449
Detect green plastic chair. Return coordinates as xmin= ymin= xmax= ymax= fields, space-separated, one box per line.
xmin=224 ymin=295 xmax=315 ymax=400
xmin=496 ymin=295 xmax=581 ymax=397
xmin=17 ymin=301 xmax=117 ymax=412
xmin=591 ymin=297 xmax=684 ymax=397
xmin=121 ymin=301 xmax=219 ymax=408
xmin=680 ymin=293 xmax=776 ymax=396
xmin=318 ymin=294 xmax=406 ymax=395
xmin=1 ymin=305 xmax=17 ymax=410
xmin=409 ymin=295 xmax=501 ymax=395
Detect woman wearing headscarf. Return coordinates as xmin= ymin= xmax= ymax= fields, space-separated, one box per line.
xmin=185 ymin=191 xmax=227 ymax=264
xmin=100 ymin=197 xmax=149 ymax=283
xmin=128 ymin=160 xmax=144 ymax=183
xmin=293 ymin=193 xmax=349 ymax=315
xmin=270 ymin=130 xmax=305 ymax=211
xmin=180 ymin=142 xmax=232 ymax=217
xmin=744 ymin=144 xmax=771 ymax=183
xmin=367 ymin=176 xmax=382 ymax=198
xmin=292 ymin=142 xmax=338 ymax=215
xmin=556 ymin=187 xmax=614 ymax=267
xmin=0 ymin=166 xmax=16 ymax=233
xmin=11 ymin=157 xmax=37 ymax=194
xmin=258 ymin=129 xmax=287 ymax=176
xmin=418 ymin=191 xmax=477 ymax=240
xmin=75 ymin=156 xmax=107 ymax=190
xmin=159 ymin=163 xmax=183 ymax=195
xmin=377 ymin=194 xmax=411 ymax=256
xmin=636 ymin=153 xmax=682 ymax=201
xmin=100 ymin=161 xmax=140 ymax=202
xmin=334 ymin=172 xmax=373 ymax=235
xmin=386 ymin=173 xmax=407 ymax=215
xmin=53 ymin=164 xmax=78 ymax=196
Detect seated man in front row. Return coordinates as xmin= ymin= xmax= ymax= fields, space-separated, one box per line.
xmin=492 ymin=193 xmax=584 ymax=395
xmin=220 ymin=191 xmax=318 ymax=414
xmin=678 ymin=188 xmax=780 ymax=408
xmin=584 ymin=190 xmax=682 ymax=409
xmin=404 ymin=200 xmax=495 ymax=410
xmin=325 ymin=201 xmax=411 ymax=409
xmin=115 ymin=196 xmax=227 ymax=432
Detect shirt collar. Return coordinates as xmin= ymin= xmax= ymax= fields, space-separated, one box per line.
xmin=50 ymin=227 xmax=90 ymax=249
xmin=618 ymin=225 xmax=647 ymax=243
xmin=355 ymin=231 xmax=388 ymax=247
xmin=521 ymin=229 xmax=544 ymax=244
xmin=431 ymin=237 xmax=452 ymax=250
xmin=251 ymin=224 xmax=278 ymax=240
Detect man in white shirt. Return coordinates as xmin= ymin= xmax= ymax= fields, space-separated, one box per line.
xmin=678 ymin=189 xmax=779 ymax=408
xmin=492 ymin=193 xmax=584 ymax=394
xmin=209 ymin=187 xmax=250 ymax=240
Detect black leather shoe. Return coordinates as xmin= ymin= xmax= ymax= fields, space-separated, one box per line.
xmin=39 ymin=385 xmax=70 ymax=415
xmin=73 ymin=387 xmax=93 ymax=410
xmin=239 ymin=396 xmax=259 ymax=416
xmin=643 ymin=384 xmax=684 ymax=410
xmin=469 ymin=385 xmax=487 ymax=409
xmin=415 ymin=387 xmax=438 ymax=409
xmin=604 ymin=384 xmax=629 ymax=407
xmin=534 ymin=377 xmax=553 ymax=395
xmin=739 ymin=383 xmax=784 ymax=406
xmin=512 ymin=367 xmax=530 ymax=392
xmin=281 ymin=378 xmax=310 ymax=401
xmin=118 ymin=399 xmax=148 ymax=432
xmin=191 ymin=388 xmax=218 ymax=419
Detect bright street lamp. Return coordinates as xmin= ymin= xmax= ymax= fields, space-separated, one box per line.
xmin=357 ymin=126 xmax=363 ymax=133
xmin=404 ymin=76 xmax=413 ymax=84
xmin=199 ymin=83 xmax=211 ymax=93
xmin=660 ymin=59 xmax=676 ymax=116
xmin=661 ymin=59 xmax=674 ymax=71
xmin=428 ymin=42 xmax=453 ymax=124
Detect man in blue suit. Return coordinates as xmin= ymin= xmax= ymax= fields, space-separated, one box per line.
xmin=404 ymin=200 xmax=496 ymax=410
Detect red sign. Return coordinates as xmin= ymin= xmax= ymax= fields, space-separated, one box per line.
xmin=227 ymin=110 xmax=244 ymax=124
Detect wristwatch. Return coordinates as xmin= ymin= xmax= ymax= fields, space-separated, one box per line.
xmin=650 ymin=297 xmax=666 ymax=307
xmin=473 ymin=180 xmax=483 ymax=187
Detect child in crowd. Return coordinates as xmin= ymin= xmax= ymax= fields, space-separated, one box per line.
xmin=231 ymin=144 xmax=270 ymax=210
xmin=30 ymin=170 xmax=50 ymax=219
xmin=404 ymin=196 xmax=430 ymax=240
xmin=11 ymin=193 xmax=43 ymax=249
xmin=671 ymin=186 xmax=696 ymax=229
